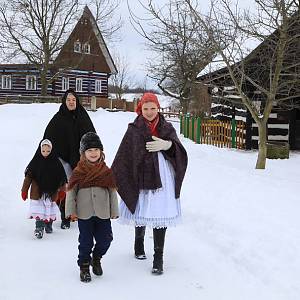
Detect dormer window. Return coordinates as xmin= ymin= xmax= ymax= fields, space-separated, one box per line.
xmin=74 ymin=41 xmax=81 ymax=53
xmin=83 ymin=43 xmax=90 ymax=54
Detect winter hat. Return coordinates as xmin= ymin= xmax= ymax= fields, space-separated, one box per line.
xmin=40 ymin=139 xmax=52 ymax=149
xmin=136 ymin=93 xmax=160 ymax=115
xmin=79 ymin=132 xmax=103 ymax=154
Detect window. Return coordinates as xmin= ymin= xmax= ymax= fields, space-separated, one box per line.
xmin=95 ymin=79 xmax=102 ymax=93
xmin=76 ymin=78 xmax=83 ymax=92
xmin=26 ymin=75 xmax=37 ymax=90
xmin=1 ymin=75 xmax=11 ymax=89
xmin=61 ymin=77 xmax=69 ymax=91
xmin=83 ymin=43 xmax=90 ymax=54
xmin=74 ymin=41 xmax=81 ymax=53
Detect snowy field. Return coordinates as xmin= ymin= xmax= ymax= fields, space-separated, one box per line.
xmin=0 ymin=103 xmax=299 ymax=300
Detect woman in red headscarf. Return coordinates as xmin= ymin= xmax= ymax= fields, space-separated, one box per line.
xmin=112 ymin=92 xmax=188 ymax=275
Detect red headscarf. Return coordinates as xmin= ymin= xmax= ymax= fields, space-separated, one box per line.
xmin=135 ymin=93 xmax=160 ymax=115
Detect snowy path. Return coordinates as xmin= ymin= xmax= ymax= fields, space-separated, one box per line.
xmin=0 ymin=104 xmax=299 ymax=300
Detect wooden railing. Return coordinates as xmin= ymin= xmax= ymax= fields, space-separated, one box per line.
xmin=180 ymin=115 xmax=245 ymax=149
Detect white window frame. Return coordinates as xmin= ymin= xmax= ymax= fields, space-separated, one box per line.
xmin=1 ymin=75 xmax=11 ymax=89
xmin=83 ymin=43 xmax=90 ymax=54
xmin=95 ymin=79 xmax=102 ymax=93
xmin=26 ymin=75 xmax=37 ymax=90
xmin=76 ymin=78 xmax=83 ymax=92
xmin=74 ymin=41 xmax=81 ymax=53
xmin=61 ymin=77 xmax=69 ymax=91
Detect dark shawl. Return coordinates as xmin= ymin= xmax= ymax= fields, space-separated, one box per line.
xmin=43 ymin=89 xmax=96 ymax=169
xmin=25 ymin=141 xmax=67 ymax=197
xmin=111 ymin=114 xmax=188 ymax=214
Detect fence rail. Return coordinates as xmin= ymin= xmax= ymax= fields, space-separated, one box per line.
xmin=180 ymin=115 xmax=245 ymax=149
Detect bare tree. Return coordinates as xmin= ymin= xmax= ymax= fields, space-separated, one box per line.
xmin=86 ymin=0 xmax=123 ymax=43
xmin=0 ymin=0 xmax=121 ymax=95
xmin=128 ymin=0 xmax=217 ymax=114
xmin=109 ymin=52 xmax=133 ymax=100
xmin=185 ymin=0 xmax=300 ymax=169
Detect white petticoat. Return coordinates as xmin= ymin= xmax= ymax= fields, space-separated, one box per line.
xmin=28 ymin=194 xmax=60 ymax=221
xmin=119 ymin=151 xmax=182 ymax=228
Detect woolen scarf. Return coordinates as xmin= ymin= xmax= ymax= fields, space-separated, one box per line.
xmin=143 ymin=114 xmax=159 ymax=137
xmin=68 ymin=154 xmax=117 ymax=191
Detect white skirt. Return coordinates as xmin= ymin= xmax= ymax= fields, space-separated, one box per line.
xmin=28 ymin=194 xmax=60 ymax=222
xmin=119 ymin=152 xmax=182 ymax=228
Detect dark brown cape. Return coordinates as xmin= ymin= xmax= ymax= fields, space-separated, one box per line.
xmin=111 ymin=114 xmax=188 ymax=214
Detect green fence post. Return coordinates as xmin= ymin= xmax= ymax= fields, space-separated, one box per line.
xmin=196 ymin=117 xmax=201 ymax=144
xmin=186 ymin=115 xmax=190 ymax=138
xmin=191 ymin=117 xmax=195 ymax=141
xmin=183 ymin=115 xmax=186 ymax=137
xmin=231 ymin=119 xmax=236 ymax=148
xmin=180 ymin=115 xmax=183 ymax=134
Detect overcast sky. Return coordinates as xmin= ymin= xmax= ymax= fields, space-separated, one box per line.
xmin=112 ymin=0 xmax=254 ymax=90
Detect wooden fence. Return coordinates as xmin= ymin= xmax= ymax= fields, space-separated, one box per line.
xmin=180 ymin=115 xmax=246 ymax=149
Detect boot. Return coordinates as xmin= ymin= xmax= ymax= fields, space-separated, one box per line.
xmin=45 ymin=220 xmax=53 ymax=234
xmin=60 ymin=201 xmax=70 ymax=229
xmin=134 ymin=226 xmax=146 ymax=259
xmin=92 ymin=255 xmax=103 ymax=276
xmin=152 ymin=227 xmax=166 ymax=275
xmin=80 ymin=262 xmax=91 ymax=282
xmin=34 ymin=220 xmax=45 ymax=239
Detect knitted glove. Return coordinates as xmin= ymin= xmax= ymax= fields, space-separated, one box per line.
xmin=21 ymin=191 xmax=27 ymax=201
xmin=146 ymin=136 xmax=172 ymax=152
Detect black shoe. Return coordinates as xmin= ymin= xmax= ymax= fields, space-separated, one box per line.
xmin=80 ymin=262 xmax=91 ymax=282
xmin=92 ymin=256 xmax=103 ymax=276
xmin=61 ymin=219 xmax=70 ymax=229
xmin=45 ymin=221 xmax=53 ymax=233
xmin=34 ymin=228 xmax=44 ymax=239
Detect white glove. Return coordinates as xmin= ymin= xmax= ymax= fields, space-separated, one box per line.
xmin=146 ymin=136 xmax=172 ymax=152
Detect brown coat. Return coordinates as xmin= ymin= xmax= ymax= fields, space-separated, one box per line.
xmin=111 ymin=114 xmax=188 ymax=214
xmin=21 ymin=174 xmax=65 ymax=202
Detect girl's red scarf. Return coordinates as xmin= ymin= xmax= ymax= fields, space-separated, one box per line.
xmin=68 ymin=154 xmax=117 ymax=190
xmin=144 ymin=114 xmax=159 ymax=137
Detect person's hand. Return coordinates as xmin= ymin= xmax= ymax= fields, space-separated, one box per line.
xmin=21 ymin=191 xmax=27 ymax=201
xmin=146 ymin=136 xmax=172 ymax=152
xmin=58 ymin=190 xmax=66 ymax=200
xmin=70 ymin=214 xmax=78 ymax=222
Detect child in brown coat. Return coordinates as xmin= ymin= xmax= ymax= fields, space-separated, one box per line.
xmin=21 ymin=139 xmax=67 ymax=238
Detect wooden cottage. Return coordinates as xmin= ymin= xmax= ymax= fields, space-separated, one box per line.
xmin=198 ymin=12 xmax=300 ymax=150
xmin=0 ymin=6 xmax=117 ymax=107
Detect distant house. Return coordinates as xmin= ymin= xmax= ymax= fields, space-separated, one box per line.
xmin=0 ymin=6 xmax=117 ymax=106
xmin=198 ymin=12 xmax=300 ymax=150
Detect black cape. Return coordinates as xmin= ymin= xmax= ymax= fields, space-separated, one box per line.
xmin=43 ymin=90 xmax=96 ymax=169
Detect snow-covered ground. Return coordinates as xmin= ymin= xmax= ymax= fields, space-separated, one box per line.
xmin=0 ymin=103 xmax=299 ymax=300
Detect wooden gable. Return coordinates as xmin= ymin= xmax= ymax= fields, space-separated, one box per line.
xmin=54 ymin=6 xmax=117 ymax=74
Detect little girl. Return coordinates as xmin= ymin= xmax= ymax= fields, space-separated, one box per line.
xmin=21 ymin=139 xmax=67 ymax=239
xmin=66 ymin=132 xmax=119 ymax=283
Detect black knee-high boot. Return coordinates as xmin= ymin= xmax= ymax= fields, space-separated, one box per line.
xmin=152 ymin=227 xmax=166 ymax=275
xmin=134 ymin=226 xmax=146 ymax=259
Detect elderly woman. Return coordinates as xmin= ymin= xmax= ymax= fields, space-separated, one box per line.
xmin=112 ymin=92 xmax=188 ymax=275
xmin=43 ymin=89 xmax=96 ymax=229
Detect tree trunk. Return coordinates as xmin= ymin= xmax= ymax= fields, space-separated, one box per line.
xmin=255 ymin=121 xmax=267 ymax=169
xmin=40 ymin=70 xmax=48 ymax=96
